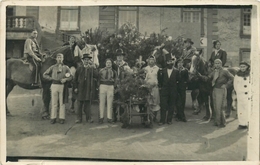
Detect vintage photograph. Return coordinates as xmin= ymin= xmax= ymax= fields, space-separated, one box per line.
xmin=3 ymin=3 xmax=256 ymax=162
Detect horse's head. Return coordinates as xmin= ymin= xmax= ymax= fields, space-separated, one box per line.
xmin=190 ymin=49 xmax=205 ymax=75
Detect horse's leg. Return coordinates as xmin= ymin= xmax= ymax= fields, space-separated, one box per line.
xmin=193 ymin=92 xmax=202 ymax=115
xmin=6 ymin=79 xmax=15 ymax=116
xmin=41 ymin=83 xmax=51 ymax=120
xmin=191 ymin=89 xmax=199 ymax=110
xmin=203 ymin=94 xmax=211 ymax=120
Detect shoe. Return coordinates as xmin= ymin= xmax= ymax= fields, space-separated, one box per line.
xmin=182 ymin=118 xmax=187 ymax=122
xmin=167 ymin=121 xmax=172 ymax=125
xmin=60 ymin=119 xmax=65 ymax=124
xmin=158 ymin=122 xmax=165 ymax=126
xmin=238 ymin=125 xmax=248 ymax=129
xmin=50 ymin=119 xmax=56 ymax=124
xmin=218 ymin=124 xmax=226 ymax=128
xmin=213 ymin=123 xmax=218 ymax=126
xmin=75 ymin=120 xmax=82 ymax=124
xmin=175 ymin=118 xmax=180 ymax=122
xmin=107 ymin=119 xmax=113 ymax=123
xmin=98 ymin=118 xmax=104 ymax=124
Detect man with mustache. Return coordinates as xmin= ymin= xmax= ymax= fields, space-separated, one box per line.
xmin=157 ymin=54 xmax=179 ymax=125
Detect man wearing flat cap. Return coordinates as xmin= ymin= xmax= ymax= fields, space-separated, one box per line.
xmin=73 ymin=52 xmax=98 ymax=124
xmin=181 ymin=38 xmax=197 ymax=68
xmin=157 ymin=54 xmax=179 ymax=125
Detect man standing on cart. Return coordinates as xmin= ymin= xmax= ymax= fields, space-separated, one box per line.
xmin=157 ymin=54 xmax=179 ymax=125
xmin=112 ymin=49 xmax=132 ymax=123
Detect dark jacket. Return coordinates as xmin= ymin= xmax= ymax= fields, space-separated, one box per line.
xmin=209 ymin=49 xmax=227 ymax=66
xmin=73 ymin=65 xmax=98 ymax=101
xmin=177 ymin=68 xmax=189 ymax=89
xmin=158 ymin=67 xmax=179 ymax=93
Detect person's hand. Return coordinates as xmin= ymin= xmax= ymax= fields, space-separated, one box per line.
xmin=60 ymin=78 xmax=66 ymax=84
xmin=221 ymin=84 xmax=226 ymax=89
xmin=35 ymin=57 xmax=41 ymax=62
xmin=74 ymin=88 xmax=78 ymax=93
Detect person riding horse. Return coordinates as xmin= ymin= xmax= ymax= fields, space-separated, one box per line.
xmin=180 ymin=38 xmax=197 ymax=69
xmin=23 ymin=29 xmax=42 ymax=87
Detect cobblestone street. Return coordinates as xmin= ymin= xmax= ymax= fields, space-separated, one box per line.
xmin=5 ymin=86 xmax=248 ymax=161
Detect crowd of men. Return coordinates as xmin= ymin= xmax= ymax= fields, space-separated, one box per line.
xmin=23 ymin=29 xmax=251 ymax=129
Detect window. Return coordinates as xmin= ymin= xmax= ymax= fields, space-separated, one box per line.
xmin=59 ymin=6 xmax=80 ymax=31
xmin=118 ymin=7 xmax=138 ymax=28
xmin=241 ymin=8 xmax=251 ymax=37
xmin=182 ymin=8 xmax=201 ymax=23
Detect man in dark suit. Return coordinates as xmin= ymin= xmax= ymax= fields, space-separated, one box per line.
xmin=157 ymin=54 xmax=179 ymax=125
xmin=209 ymin=40 xmax=227 ymax=67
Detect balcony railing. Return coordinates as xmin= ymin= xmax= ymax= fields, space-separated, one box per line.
xmin=6 ymin=16 xmax=37 ymax=32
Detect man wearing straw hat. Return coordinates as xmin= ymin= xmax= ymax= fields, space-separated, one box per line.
xmin=73 ymin=49 xmax=98 ymax=124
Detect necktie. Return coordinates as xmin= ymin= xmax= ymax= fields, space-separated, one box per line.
xmin=105 ymin=69 xmax=109 ymax=79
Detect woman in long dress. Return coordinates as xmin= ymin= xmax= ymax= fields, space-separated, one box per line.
xmin=144 ymin=55 xmax=160 ymax=122
xmin=233 ymin=61 xmax=251 ymax=129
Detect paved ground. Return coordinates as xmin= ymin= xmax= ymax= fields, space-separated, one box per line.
xmin=5 ymin=86 xmax=247 ymax=161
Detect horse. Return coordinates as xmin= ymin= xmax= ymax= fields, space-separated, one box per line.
xmin=6 ymin=44 xmax=99 ymax=118
xmin=6 ymin=54 xmax=56 ymax=118
xmin=190 ymin=53 xmax=239 ymax=120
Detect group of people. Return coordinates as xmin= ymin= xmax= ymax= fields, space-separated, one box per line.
xmin=23 ymin=29 xmax=251 ymax=130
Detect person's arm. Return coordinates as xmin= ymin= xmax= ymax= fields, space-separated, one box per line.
xmin=225 ymin=70 xmax=234 ymax=89
xmin=61 ymin=66 xmax=72 ymax=83
xmin=233 ymin=75 xmax=238 ymax=93
xmin=113 ymin=70 xmax=118 ymax=87
xmin=24 ymin=39 xmax=41 ymax=61
xmin=43 ymin=66 xmax=54 ymax=81
xmin=184 ymin=69 xmax=189 ymax=83
xmin=157 ymin=69 xmax=163 ymax=88
xmin=73 ymin=68 xmax=80 ymax=93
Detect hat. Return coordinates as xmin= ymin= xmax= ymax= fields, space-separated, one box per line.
xmin=184 ymin=38 xmax=194 ymax=45
xmin=239 ymin=61 xmax=250 ymax=68
xmin=148 ymin=55 xmax=156 ymax=59
xmin=82 ymin=54 xmax=92 ymax=59
xmin=116 ymin=48 xmax=126 ymax=56
xmin=165 ymin=54 xmax=176 ymax=62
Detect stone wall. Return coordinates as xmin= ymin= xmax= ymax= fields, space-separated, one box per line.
xmin=138 ymin=7 xmax=161 ymax=35
xmin=217 ymin=9 xmax=251 ymax=67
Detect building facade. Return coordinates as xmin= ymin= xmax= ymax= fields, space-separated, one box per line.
xmin=6 ymin=6 xmax=251 ymax=66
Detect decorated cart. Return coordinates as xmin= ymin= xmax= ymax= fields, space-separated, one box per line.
xmin=114 ymin=64 xmax=155 ymax=128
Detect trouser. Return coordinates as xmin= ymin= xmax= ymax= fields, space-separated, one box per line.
xmin=176 ymin=87 xmax=186 ymax=120
xmin=212 ymin=88 xmax=227 ymax=126
xmin=99 ymin=84 xmax=114 ymax=120
xmin=50 ymin=84 xmax=65 ymax=120
xmin=160 ymin=89 xmax=176 ymax=123
xmin=28 ymin=56 xmax=40 ymax=84
xmin=77 ymin=100 xmax=91 ymax=121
